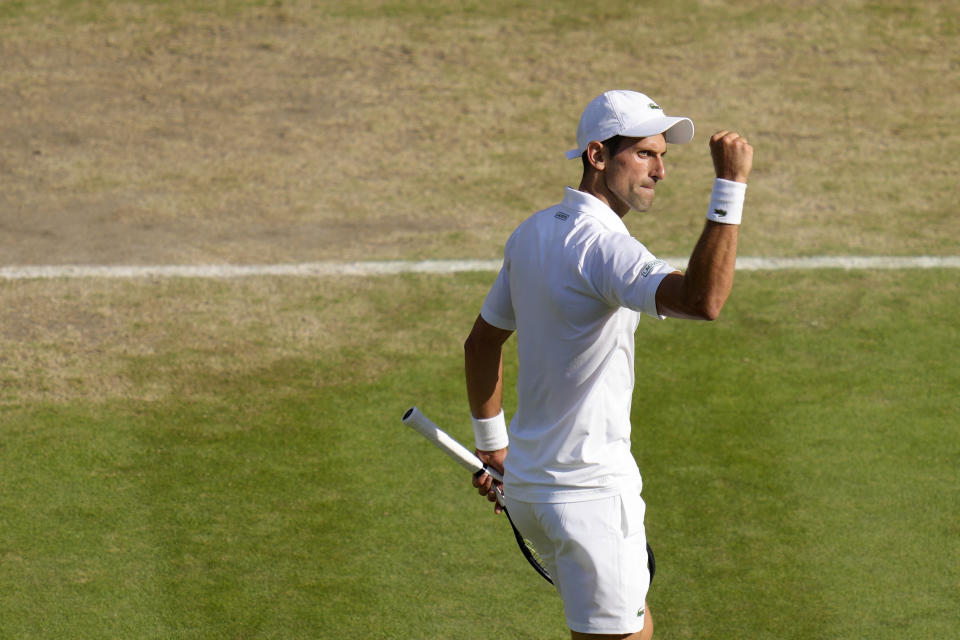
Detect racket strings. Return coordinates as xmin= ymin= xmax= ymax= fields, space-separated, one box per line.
xmin=503 ymin=507 xmax=553 ymax=585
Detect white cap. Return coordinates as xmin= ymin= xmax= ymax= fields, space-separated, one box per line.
xmin=565 ymin=90 xmax=695 ymax=159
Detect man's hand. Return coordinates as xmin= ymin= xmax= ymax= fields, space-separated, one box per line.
xmin=710 ymin=130 xmax=754 ymax=183
xmin=472 ymin=447 xmax=507 ymax=514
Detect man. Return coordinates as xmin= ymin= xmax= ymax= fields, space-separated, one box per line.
xmin=465 ymin=89 xmax=753 ymax=639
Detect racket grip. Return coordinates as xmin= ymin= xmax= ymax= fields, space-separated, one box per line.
xmin=473 ymin=468 xmax=507 ymax=508
xmin=472 ymin=465 xmax=504 ymax=484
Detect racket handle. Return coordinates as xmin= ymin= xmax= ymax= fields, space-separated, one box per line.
xmin=402 ymin=406 xmax=505 ymax=484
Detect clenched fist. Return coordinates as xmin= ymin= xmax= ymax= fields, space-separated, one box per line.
xmin=710 ymin=130 xmax=753 ymax=184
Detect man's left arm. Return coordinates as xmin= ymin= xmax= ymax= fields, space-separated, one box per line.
xmin=656 ymin=130 xmax=753 ymax=320
xmin=655 ymin=221 xmax=739 ymax=320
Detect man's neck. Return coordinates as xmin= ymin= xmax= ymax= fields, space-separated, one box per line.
xmin=577 ymin=174 xmax=629 ymax=218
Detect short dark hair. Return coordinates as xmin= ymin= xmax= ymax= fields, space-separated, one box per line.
xmin=580 ymin=135 xmax=626 ymax=172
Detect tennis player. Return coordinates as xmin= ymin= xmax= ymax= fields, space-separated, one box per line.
xmin=465 ymin=89 xmax=753 ymax=639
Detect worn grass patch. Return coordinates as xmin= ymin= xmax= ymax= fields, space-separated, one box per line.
xmin=0 ymin=272 xmax=492 ymax=404
xmin=1 ymin=0 xmax=957 ymax=265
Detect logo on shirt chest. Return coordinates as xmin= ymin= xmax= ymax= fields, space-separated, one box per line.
xmin=554 ymin=211 xmax=570 ymax=222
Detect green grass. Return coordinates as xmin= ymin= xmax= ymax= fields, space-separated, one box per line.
xmin=1 ymin=270 xmax=958 ymax=639
xmin=633 ymin=270 xmax=960 ymax=638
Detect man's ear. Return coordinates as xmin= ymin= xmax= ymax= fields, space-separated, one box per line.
xmin=585 ymin=140 xmax=606 ymax=171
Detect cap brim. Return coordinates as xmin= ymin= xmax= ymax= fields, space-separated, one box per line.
xmin=565 ymin=148 xmax=582 ymax=160
xmin=622 ymin=116 xmax=694 ymax=144
xmin=663 ymin=117 xmax=694 ymax=144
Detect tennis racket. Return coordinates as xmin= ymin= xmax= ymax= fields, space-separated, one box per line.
xmin=401 ymin=406 xmax=552 ymax=585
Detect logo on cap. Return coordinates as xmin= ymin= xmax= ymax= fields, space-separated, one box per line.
xmin=649 ymin=103 xmax=662 ymax=110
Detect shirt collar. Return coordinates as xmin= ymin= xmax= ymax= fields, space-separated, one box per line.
xmin=561 ymin=187 xmax=629 ymax=235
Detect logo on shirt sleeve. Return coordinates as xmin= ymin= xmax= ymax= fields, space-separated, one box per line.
xmin=554 ymin=211 xmax=569 ymax=221
xmin=640 ymin=259 xmax=665 ymax=277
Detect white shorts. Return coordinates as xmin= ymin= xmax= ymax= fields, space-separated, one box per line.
xmin=504 ymin=491 xmax=650 ymax=635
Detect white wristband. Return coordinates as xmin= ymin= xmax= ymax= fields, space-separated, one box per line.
xmin=472 ymin=410 xmax=508 ymax=451
xmin=706 ymin=178 xmax=747 ymax=225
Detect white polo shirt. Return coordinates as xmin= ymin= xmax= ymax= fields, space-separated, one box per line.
xmin=481 ymin=187 xmax=675 ymax=503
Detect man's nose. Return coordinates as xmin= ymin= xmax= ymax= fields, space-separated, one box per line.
xmin=652 ymin=156 xmax=665 ymax=181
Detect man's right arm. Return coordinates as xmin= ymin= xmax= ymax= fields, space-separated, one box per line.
xmin=464 ymin=314 xmax=513 ymax=508
xmin=464 ymin=314 xmax=513 ymax=424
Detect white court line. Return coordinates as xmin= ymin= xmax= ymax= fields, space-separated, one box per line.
xmin=0 ymin=256 xmax=958 ymax=280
